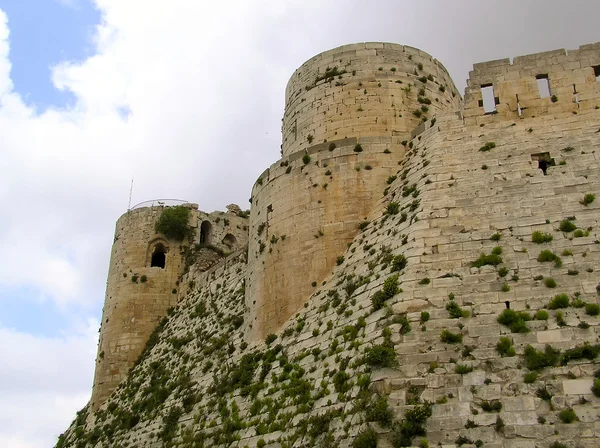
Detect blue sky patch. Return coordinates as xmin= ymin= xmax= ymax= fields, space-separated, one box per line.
xmin=0 ymin=0 xmax=100 ymax=109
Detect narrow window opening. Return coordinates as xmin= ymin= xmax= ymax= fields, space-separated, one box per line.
xmin=516 ymin=94 xmax=522 ymax=117
xmin=432 ymin=245 xmax=439 ymax=254
xmin=593 ymin=66 xmax=600 ymax=82
xmin=531 ymin=152 xmax=555 ymax=175
xmin=535 ymin=74 xmax=550 ymax=98
xmin=505 ymin=301 xmax=510 ymax=309
xmin=150 ymin=243 xmax=166 ymax=268
xmin=480 ymin=84 xmax=497 ymax=113
xmin=573 ymin=84 xmax=580 ymax=103
xmin=200 ymin=221 xmax=212 ymax=245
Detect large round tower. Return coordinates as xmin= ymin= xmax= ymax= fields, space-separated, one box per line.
xmin=245 ymin=43 xmax=461 ymax=340
xmin=90 ymin=203 xmax=197 ymax=410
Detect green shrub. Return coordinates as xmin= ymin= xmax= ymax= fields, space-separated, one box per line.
xmin=592 ymin=378 xmax=600 ymax=397
xmin=353 ymin=427 xmax=378 ymax=448
xmin=265 ymin=334 xmax=277 ymax=345
xmin=582 ymin=193 xmax=596 ymax=206
xmin=534 ymin=310 xmax=549 ymax=320
xmin=333 ymin=371 xmax=352 ymax=393
xmin=523 ymin=372 xmax=538 ymax=383
xmin=532 ymin=231 xmax=553 ymax=243
xmin=547 ymin=293 xmax=569 ymax=309
xmin=481 ymin=400 xmax=502 ymax=412
xmin=544 ymin=278 xmax=557 ymax=288
xmin=479 ymin=142 xmax=496 ymax=152
xmin=455 ymin=364 xmax=473 ymax=374
xmin=391 ymin=254 xmax=407 ymax=272
xmin=420 ymin=311 xmax=430 ymax=323
xmin=496 ymin=337 xmax=516 ymax=357
xmin=155 ymin=206 xmax=191 ymax=240
xmin=497 ymin=309 xmax=531 ymax=333
xmin=446 ymin=301 xmax=469 ymax=318
xmin=328 ymin=142 xmax=336 ymax=151
xmin=419 ymin=277 xmax=430 ymax=285
xmin=365 ymin=344 xmax=397 ymax=368
xmin=524 ymin=344 xmax=560 ymax=370
xmin=471 ymin=251 xmax=502 ymax=268
xmin=366 ymin=396 xmax=394 ymax=427
xmin=302 ymin=153 xmax=311 ymax=164
xmin=535 ymin=385 xmax=552 ymax=401
xmin=585 ymin=303 xmax=600 ymax=316
xmin=336 ymin=256 xmax=345 ymax=266
xmin=440 ymin=330 xmax=462 ymax=344
xmin=392 ymin=403 xmax=432 ymax=447
xmin=561 ymin=342 xmax=600 ymax=365
xmin=354 ymin=144 xmax=363 ymax=152
xmin=257 ymin=439 xmax=266 ymax=448
xmin=537 ymin=250 xmax=561 ymax=267
xmin=490 ymin=233 xmax=501 ymax=241
xmin=386 ymin=202 xmax=400 ymax=215
xmin=558 ymin=408 xmax=577 ymax=423
xmin=559 ymin=219 xmax=577 ymax=232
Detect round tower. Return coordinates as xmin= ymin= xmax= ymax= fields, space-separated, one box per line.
xmin=246 ymin=43 xmax=461 ymax=340
xmin=90 ymin=203 xmax=197 ymax=410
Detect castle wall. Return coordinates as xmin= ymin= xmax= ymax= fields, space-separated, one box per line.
xmin=464 ymin=42 xmax=600 ymax=125
xmin=91 ymin=205 xmax=194 ymax=410
xmin=282 ymin=42 xmax=462 ymax=157
xmin=63 ymin=42 xmax=600 ymax=448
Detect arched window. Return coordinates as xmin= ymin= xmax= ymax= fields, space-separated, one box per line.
xmin=222 ymin=233 xmax=237 ymax=249
xmin=150 ymin=243 xmax=167 ymax=268
xmin=200 ymin=221 xmax=212 ymax=245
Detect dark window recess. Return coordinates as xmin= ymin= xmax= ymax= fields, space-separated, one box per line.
xmin=432 ymin=245 xmax=439 ymax=254
xmin=535 ymin=74 xmax=550 ymax=98
xmin=531 ymin=152 xmax=555 ymax=175
xmin=480 ymin=84 xmax=497 ymax=113
xmin=222 ymin=233 xmax=237 ymax=249
xmin=505 ymin=301 xmax=510 ymax=309
xmin=150 ymin=244 xmax=166 ymax=268
xmin=200 ymin=221 xmax=212 ymax=245
xmin=594 ymin=66 xmax=600 ymax=82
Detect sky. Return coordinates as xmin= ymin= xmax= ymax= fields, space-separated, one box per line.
xmin=0 ymin=1 xmax=598 ymax=447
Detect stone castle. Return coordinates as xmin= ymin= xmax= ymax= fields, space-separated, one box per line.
xmin=61 ymin=42 xmax=600 ymax=448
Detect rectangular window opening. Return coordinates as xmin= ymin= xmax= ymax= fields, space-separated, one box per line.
xmin=536 ymin=74 xmax=550 ymax=98
xmin=594 ymin=66 xmax=600 ymax=82
xmin=481 ymin=84 xmax=496 ymax=113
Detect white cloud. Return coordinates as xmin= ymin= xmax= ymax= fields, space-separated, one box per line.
xmin=0 ymin=321 xmax=97 ymax=447
xmin=1 ymin=1 xmax=600 ymax=447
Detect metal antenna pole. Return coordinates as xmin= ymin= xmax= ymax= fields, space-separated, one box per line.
xmin=127 ymin=177 xmax=134 ymax=211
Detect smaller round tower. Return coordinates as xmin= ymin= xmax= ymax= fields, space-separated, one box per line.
xmin=90 ymin=203 xmax=197 ymax=410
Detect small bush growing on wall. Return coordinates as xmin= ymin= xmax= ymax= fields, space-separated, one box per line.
xmin=155 ymin=205 xmax=191 ymax=240
xmin=581 ymin=193 xmax=595 ymax=206
xmin=532 ymin=231 xmax=553 ymax=243
xmin=353 ymin=427 xmax=378 ymax=448
xmin=559 ymin=219 xmax=577 ymax=232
